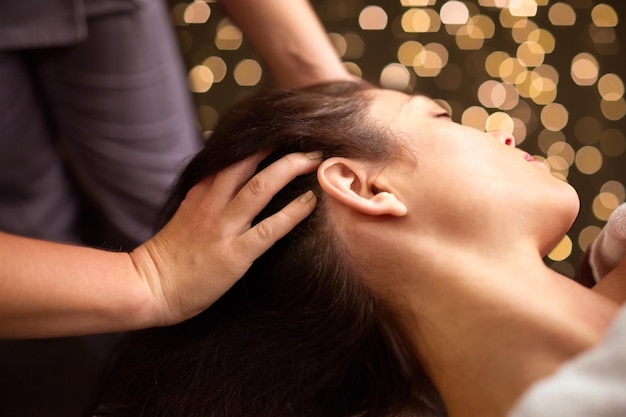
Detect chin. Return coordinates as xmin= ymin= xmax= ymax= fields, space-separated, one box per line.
xmin=562 ymin=183 xmax=581 ymax=224
xmin=540 ymin=184 xmax=580 ymax=257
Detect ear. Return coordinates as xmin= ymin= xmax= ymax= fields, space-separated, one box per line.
xmin=317 ymin=157 xmax=407 ymax=217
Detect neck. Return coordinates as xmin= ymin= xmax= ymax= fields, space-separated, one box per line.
xmin=387 ymin=247 xmax=619 ymax=417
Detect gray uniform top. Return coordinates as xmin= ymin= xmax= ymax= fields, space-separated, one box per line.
xmin=0 ymin=0 xmax=201 ymax=246
xmin=0 ymin=0 xmax=139 ymax=50
xmin=0 ymin=3 xmax=201 ymax=416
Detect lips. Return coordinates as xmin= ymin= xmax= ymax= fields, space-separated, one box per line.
xmin=523 ymin=152 xmax=535 ymax=162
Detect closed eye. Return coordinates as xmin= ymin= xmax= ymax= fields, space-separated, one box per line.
xmin=435 ymin=111 xmax=451 ymax=120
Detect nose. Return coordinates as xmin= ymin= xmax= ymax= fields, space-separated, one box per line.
xmin=489 ymin=130 xmax=516 ymax=148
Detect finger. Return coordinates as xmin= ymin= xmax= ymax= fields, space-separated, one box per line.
xmin=227 ymin=151 xmax=322 ymax=225
xmin=190 ymin=152 xmax=270 ymax=208
xmin=235 ymin=190 xmax=317 ymax=262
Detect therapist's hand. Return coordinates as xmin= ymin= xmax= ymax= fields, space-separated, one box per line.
xmin=130 ymin=152 xmax=321 ymax=326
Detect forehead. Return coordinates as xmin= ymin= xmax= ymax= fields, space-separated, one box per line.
xmin=367 ymin=89 xmax=441 ymax=123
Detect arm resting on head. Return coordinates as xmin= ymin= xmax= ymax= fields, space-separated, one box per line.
xmin=0 ymin=152 xmax=320 ymax=338
xmin=0 ymin=232 xmax=155 ymax=338
xmin=220 ymin=0 xmax=356 ymax=88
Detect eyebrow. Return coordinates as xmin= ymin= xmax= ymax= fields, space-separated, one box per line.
xmin=407 ymin=92 xmax=437 ymax=106
xmin=401 ymin=94 xmax=432 ymax=117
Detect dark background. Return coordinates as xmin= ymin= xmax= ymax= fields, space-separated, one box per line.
xmin=169 ymin=0 xmax=626 ymax=276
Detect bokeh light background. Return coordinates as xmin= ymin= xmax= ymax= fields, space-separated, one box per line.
xmin=170 ymin=0 xmax=625 ymax=277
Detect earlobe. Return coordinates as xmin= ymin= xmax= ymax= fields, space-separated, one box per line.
xmin=318 ymin=157 xmax=407 ymax=217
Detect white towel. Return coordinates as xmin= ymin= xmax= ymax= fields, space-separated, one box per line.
xmin=508 ymin=305 xmax=626 ymax=417
xmin=588 ymin=203 xmax=626 ymax=282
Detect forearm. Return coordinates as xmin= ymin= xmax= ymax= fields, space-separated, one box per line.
xmin=220 ymin=0 xmax=353 ymax=88
xmin=0 ymin=232 xmax=155 ymax=338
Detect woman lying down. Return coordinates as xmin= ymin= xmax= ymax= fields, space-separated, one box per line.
xmin=89 ymin=81 xmax=626 ymax=417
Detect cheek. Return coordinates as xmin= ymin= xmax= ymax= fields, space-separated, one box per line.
xmin=417 ymin=126 xmax=498 ymax=168
xmin=406 ymin=125 xmax=525 ymax=203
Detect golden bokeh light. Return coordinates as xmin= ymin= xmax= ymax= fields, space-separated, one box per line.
xmin=534 ymin=64 xmax=559 ymax=85
xmin=412 ymin=42 xmax=448 ymax=77
xmin=486 ymin=51 xmax=509 ymax=77
xmin=233 ymin=59 xmax=262 ymax=86
xmin=380 ymin=63 xmax=412 ymax=91
xmin=501 ymin=83 xmax=520 ymax=110
xmin=601 ymin=180 xmax=626 ymax=203
xmin=600 ymin=97 xmax=626 ymax=121
xmin=599 ymin=191 xmax=621 ymax=211
xmin=328 ymin=33 xmax=347 ymax=57
xmin=467 ymin=14 xmax=496 ymax=39
xmin=571 ymin=53 xmax=600 ymax=86
xmin=183 ymin=1 xmax=211 ymax=24
xmin=548 ymin=2 xmax=576 ymax=26
xmin=478 ymin=0 xmax=510 ymax=7
xmin=188 ymin=65 xmax=214 ymax=93
xmin=517 ymin=41 xmax=545 ymax=67
xmin=401 ymin=0 xmax=435 ymax=6
xmin=575 ymin=146 xmax=603 ymax=175
xmin=548 ymin=141 xmax=575 ymax=167
xmin=215 ymin=19 xmax=242 ymax=50
xmin=499 ymin=7 xmax=525 ymax=28
xmin=343 ymin=32 xmax=365 ymax=59
xmin=538 ymin=129 xmax=566 ymax=154
xmin=510 ymin=0 xmax=539 ymax=18
xmin=485 ymin=111 xmax=515 ymax=133
xmin=598 ymin=73 xmax=625 ymax=101
xmin=591 ymin=3 xmax=619 ymax=27
xmin=343 ymin=62 xmax=363 ymax=78
xmin=529 ymin=70 xmax=558 ymax=105
xmin=401 ymin=8 xmax=440 ymax=33
xmin=528 ymin=29 xmax=555 ymax=54
xmin=541 ymin=103 xmax=568 ymax=131
xmin=510 ymin=98 xmax=533 ymax=124
xmin=499 ymin=57 xmax=526 ymax=84
xmin=358 ymin=6 xmax=388 ymax=30
xmin=455 ymin=25 xmax=485 ymax=50
xmin=440 ymin=1 xmax=469 ymax=25
xmin=513 ymin=70 xmax=534 ymax=98
xmin=511 ymin=117 xmax=528 ymax=144
xmin=398 ymin=41 xmax=424 ymax=66
xmin=547 ymin=155 xmax=569 ymax=176
xmin=478 ymin=80 xmax=505 ymax=108
xmin=461 ymin=106 xmax=489 ymax=131
xmin=511 ymin=19 xmax=538 ymax=43
xmin=548 ymin=234 xmax=572 ymax=262
xmin=593 ymin=194 xmax=616 ymax=221
xmin=578 ymin=225 xmax=602 ymax=252
xmin=201 ymin=56 xmax=226 ymax=83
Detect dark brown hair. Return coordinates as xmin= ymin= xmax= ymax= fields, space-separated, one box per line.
xmin=90 ymin=82 xmax=445 ymax=417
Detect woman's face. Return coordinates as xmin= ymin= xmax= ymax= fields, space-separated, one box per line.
xmin=366 ymin=89 xmax=579 ymax=255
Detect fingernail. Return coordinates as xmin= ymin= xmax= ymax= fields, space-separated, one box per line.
xmin=299 ymin=190 xmax=316 ymax=203
xmin=305 ymin=151 xmax=323 ymax=160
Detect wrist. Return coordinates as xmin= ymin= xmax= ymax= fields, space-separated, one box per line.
xmin=125 ymin=246 xmax=169 ymax=329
